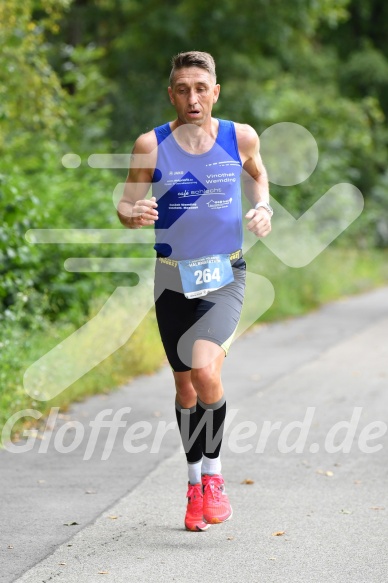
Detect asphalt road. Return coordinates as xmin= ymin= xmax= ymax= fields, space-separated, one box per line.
xmin=1 ymin=287 xmax=387 ymax=583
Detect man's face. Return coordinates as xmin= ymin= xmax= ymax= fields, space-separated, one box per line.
xmin=168 ymin=67 xmax=220 ymax=126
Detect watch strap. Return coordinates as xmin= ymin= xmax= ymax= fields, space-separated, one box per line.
xmin=254 ymin=202 xmax=273 ymax=217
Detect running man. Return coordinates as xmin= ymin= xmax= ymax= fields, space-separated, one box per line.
xmin=117 ymin=51 xmax=272 ymax=531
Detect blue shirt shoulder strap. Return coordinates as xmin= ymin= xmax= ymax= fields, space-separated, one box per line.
xmin=215 ymin=119 xmax=242 ymax=164
xmin=154 ymin=122 xmax=172 ymax=145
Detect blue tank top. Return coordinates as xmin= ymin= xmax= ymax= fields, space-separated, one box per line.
xmin=152 ymin=119 xmax=243 ymax=260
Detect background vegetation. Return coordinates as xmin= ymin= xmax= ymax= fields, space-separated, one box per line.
xmin=1 ymin=0 xmax=388 ymax=438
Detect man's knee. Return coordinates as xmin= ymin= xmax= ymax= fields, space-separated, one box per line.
xmin=191 ymin=364 xmax=220 ymax=393
xmin=174 ymin=374 xmax=197 ymax=407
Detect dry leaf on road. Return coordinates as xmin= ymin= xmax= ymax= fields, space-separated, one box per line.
xmin=316 ymin=469 xmax=334 ymax=477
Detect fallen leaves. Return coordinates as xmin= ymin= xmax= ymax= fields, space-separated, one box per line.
xmin=316 ymin=469 xmax=334 ymax=477
xmin=241 ymin=478 xmax=254 ymax=485
xmin=272 ymin=531 xmax=286 ymax=537
xmin=63 ymin=521 xmax=79 ymax=526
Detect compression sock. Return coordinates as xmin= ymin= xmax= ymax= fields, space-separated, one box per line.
xmin=197 ymin=396 xmax=226 ymax=472
xmin=175 ymin=401 xmax=204 ymax=484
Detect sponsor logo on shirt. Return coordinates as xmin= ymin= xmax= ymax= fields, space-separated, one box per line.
xmin=206 ymin=198 xmax=233 ymax=210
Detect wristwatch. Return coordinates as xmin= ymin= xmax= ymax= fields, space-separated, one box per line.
xmin=254 ymin=201 xmax=274 ymax=217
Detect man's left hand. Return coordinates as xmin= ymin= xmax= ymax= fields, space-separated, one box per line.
xmin=245 ymin=208 xmax=272 ymax=238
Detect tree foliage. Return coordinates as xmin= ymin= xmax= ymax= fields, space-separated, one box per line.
xmin=1 ymin=0 xmax=388 ymax=334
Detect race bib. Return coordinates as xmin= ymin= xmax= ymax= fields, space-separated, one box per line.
xmin=178 ymin=254 xmax=234 ymax=299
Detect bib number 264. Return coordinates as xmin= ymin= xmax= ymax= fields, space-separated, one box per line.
xmin=178 ymin=254 xmax=234 ymax=299
xmin=194 ymin=267 xmax=221 ymax=285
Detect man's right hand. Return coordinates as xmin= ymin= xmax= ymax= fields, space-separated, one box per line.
xmin=119 ymin=196 xmax=158 ymax=229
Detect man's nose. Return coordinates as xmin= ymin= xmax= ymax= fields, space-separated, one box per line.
xmin=187 ymin=89 xmax=198 ymax=104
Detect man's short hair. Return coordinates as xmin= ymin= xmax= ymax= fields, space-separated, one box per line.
xmin=169 ymin=51 xmax=216 ymax=86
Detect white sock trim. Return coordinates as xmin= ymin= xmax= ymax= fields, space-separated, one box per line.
xmin=188 ymin=460 xmax=202 ymax=485
xmin=201 ymin=455 xmax=221 ymax=476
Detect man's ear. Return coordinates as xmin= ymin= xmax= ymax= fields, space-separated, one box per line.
xmin=213 ymin=83 xmax=221 ymax=104
xmin=168 ymin=86 xmax=175 ymax=105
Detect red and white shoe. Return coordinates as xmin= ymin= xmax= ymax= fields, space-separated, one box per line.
xmin=202 ymin=474 xmax=233 ymax=524
xmin=184 ymin=483 xmax=210 ymax=532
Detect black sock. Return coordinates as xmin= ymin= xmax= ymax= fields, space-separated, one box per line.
xmin=175 ymin=402 xmax=203 ymax=464
xmin=197 ymin=396 xmax=226 ymax=459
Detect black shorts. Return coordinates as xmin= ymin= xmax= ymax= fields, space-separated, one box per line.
xmin=154 ymin=255 xmax=246 ymax=372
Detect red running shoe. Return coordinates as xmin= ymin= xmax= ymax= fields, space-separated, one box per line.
xmin=184 ymin=483 xmax=210 ymax=532
xmin=202 ymin=474 xmax=233 ymax=524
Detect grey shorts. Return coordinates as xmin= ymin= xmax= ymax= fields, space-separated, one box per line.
xmin=154 ymin=255 xmax=246 ymax=371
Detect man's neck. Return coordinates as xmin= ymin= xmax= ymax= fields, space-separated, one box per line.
xmin=170 ymin=118 xmax=219 ymax=154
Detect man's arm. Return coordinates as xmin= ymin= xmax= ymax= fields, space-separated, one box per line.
xmin=235 ymin=123 xmax=271 ymax=238
xmin=117 ymin=131 xmax=158 ymax=229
